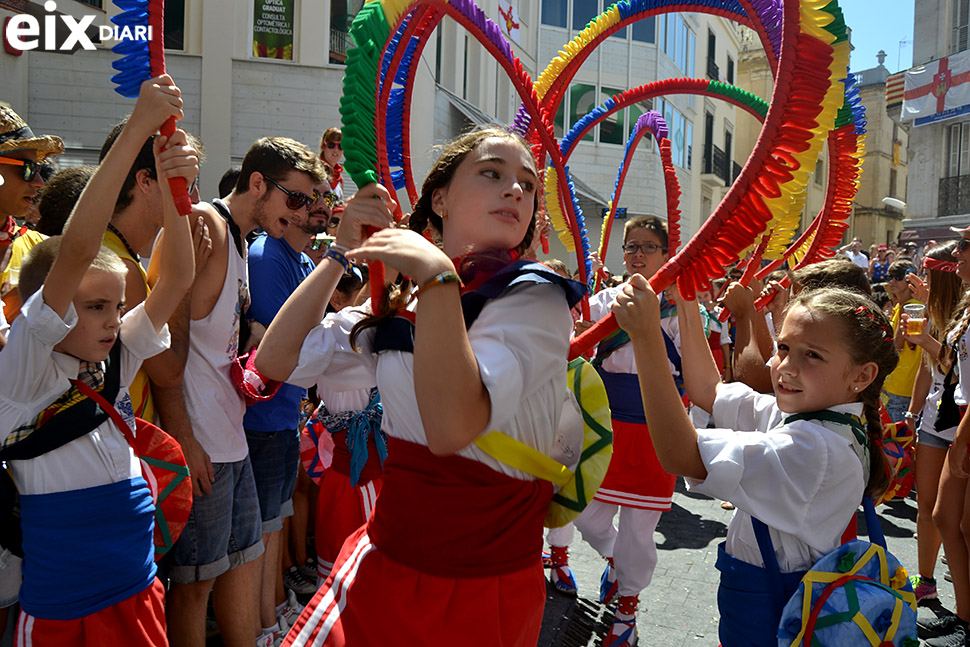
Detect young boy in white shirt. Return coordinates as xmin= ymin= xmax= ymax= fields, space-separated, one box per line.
xmin=0 ymin=75 xmax=197 ymax=647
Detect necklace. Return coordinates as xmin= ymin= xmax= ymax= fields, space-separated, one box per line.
xmin=107 ymin=223 xmax=140 ymax=262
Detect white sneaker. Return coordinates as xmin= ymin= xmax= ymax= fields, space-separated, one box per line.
xmin=255 ymin=631 xmax=283 ymax=647
xmin=277 ymin=589 xmax=304 ymax=633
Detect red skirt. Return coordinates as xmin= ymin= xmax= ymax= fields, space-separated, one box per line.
xmin=284 ymin=528 xmax=545 ymax=647
xmin=16 ymin=578 xmax=166 ymax=647
xmin=594 ymin=418 xmax=676 ymax=510
xmin=284 ymin=438 xmax=552 ymax=646
xmin=314 ymin=469 xmax=382 ymax=580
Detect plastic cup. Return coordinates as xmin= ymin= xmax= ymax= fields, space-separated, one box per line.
xmin=904 ymin=303 xmax=925 ymax=336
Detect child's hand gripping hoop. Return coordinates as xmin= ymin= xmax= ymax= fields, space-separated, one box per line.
xmin=109 ymin=0 xmax=193 ymax=217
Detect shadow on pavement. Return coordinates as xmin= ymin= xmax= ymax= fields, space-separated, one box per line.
xmin=656 ymin=502 xmax=728 ymax=551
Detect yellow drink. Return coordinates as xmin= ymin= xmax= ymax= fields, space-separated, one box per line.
xmin=906 ymin=318 xmax=924 ymax=336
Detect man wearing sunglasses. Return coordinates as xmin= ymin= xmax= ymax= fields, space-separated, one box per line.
xmin=0 ymin=107 xmax=63 ymax=283
xmin=163 ymin=136 xmax=326 ymax=647
xmin=244 ymin=179 xmax=332 ymax=640
xmin=883 ymin=258 xmax=923 ymax=424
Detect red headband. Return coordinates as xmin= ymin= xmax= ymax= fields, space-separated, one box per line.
xmin=924 ymin=257 xmax=959 ymax=273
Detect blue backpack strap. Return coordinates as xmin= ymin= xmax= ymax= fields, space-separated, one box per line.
xmin=751 ymin=516 xmax=786 ymax=620
xmin=862 ymin=496 xmax=886 ymax=550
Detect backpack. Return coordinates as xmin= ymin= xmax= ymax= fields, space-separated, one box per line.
xmin=473 ymin=356 xmax=613 ymax=528
xmin=766 ymin=499 xmax=918 ymax=646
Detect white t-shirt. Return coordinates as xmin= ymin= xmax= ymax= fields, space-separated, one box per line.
xmin=0 ymin=291 xmax=170 ymax=495
xmin=288 ymin=282 xmax=573 ymax=481
xmin=588 ymin=285 xmax=681 ymax=375
xmin=685 ymin=382 xmax=866 ymax=572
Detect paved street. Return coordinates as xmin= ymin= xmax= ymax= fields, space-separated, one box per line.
xmin=539 ymin=479 xmax=942 ymax=647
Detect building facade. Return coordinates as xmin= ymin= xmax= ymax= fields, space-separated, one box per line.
xmin=3 ymin=0 xmax=747 ymax=272
xmin=896 ymin=0 xmax=970 ymax=242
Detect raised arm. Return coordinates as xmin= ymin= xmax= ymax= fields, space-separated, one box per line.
xmin=43 ymin=76 xmax=182 ymax=318
xmin=142 ymin=131 xmax=197 ymax=332
xmin=615 ymin=275 xmax=707 ymax=479
xmin=724 ymin=282 xmax=774 ymax=393
xmin=257 ymin=183 xmax=396 ymax=381
xmin=675 ymin=289 xmax=722 ymax=413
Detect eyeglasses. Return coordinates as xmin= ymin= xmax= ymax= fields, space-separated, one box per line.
xmin=888 ymin=269 xmax=915 ymax=281
xmin=321 ymin=191 xmax=339 ymax=209
xmin=0 ymin=157 xmax=42 ymax=182
xmin=957 ymin=238 xmax=970 ymax=253
xmin=622 ymin=242 xmax=667 ymax=255
xmin=263 ymin=175 xmax=318 ymax=211
xmin=325 ymin=142 xmax=342 ymax=150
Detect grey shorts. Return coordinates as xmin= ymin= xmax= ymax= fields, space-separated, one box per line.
xmin=167 ymin=456 xmax=264 ymax=583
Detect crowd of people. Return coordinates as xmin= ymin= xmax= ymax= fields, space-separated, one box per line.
xmin=0 ymin=75 xmax=968 ymax=647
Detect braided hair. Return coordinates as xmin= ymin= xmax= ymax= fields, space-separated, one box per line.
xmin=785 ymin=288 xmax=899 ymax=499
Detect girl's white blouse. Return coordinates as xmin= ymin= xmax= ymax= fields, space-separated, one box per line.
xmin=686 ymin=382 xmax=866 ymax=573
xmin=288 ymin=282 xmax=573 ymax=481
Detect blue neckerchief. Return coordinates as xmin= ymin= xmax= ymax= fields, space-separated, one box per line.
xmin=317 ymin=387 xmax=385 ymax=487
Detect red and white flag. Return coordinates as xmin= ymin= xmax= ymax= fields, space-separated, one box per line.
xmin=902 ymin=49 xmax=970 ymax=125
xmin=498 ymin=0 xmax=520 ymax=45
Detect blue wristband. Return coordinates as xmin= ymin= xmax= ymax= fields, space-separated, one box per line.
xmin=326 ymin=247 xmax=350 ymax=272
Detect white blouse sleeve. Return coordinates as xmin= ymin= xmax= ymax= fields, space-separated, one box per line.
xmin=687 ymin=420 xmax=865 ymax=538
xmin=711 ymin=381 xmax=780 ymax=432
xmin=287 ymin=305 xmax=378 ymax=391
xmin=469 ymin=282 xmax=572 ymax=434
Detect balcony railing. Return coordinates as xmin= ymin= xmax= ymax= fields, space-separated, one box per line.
xmin=330 ymin=28 xmax=349 ymax=63
xmin=707 ymin=56 xmax=720 ymax=81
xmin=939 ymin=175 xmax=970 ymax=217
xmin=702 ymin=143 xmax=730 ymax=185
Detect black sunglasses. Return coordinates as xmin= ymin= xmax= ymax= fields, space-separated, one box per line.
xmin=622 ymin=242 xmax=667 ymax=255
xmin=888 ymin=268 xmax=916 ymax=281
xmin=325 ymin=142 xmax=342 ymax=150
xmin=321 ymin=191 xmax=339 ymax=208
xmin=0 ymin=157 xmax=42 ymax=182
xmin=956 ymin=238 xmax=970 ymax=253
xmin=263 ymin=176 xmax=318 ymax=211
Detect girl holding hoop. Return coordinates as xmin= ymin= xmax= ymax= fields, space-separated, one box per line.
xmin=257 ymin=127 xmax=584 ymax=647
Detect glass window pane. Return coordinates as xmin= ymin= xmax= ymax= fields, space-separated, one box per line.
xmin=666 ymin=13 xmax=676 ymax=59
xmin=541 ymin=0 xmax=567 ymax=27
xmin=610 ymin=26 xmax=628 ymax=40
xmin=632 ymin=15 xmax=655 ymax=43
xmin=569 ymin=84 xmax=597 ymax=142
xmin=684 ymin=29 xmax=697 ymax=76
xmin=678 ymin=17 xmax=688 ymax=71
xmin=686 ymin=122 xmax=693 ymax=170
xmin=600 ymin=87 xmax=625 ymax=144
xmin=627 ymin=99 xmax=653 ymax=140
xmin=573 ymin=0 xmax=599 ymax=31
xmin=961 ymin=124 xmax=970 ymax=174
xmin=164 ymin=0 xmax=185 ymax=50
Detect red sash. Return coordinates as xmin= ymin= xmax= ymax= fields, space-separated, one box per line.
xmin=367 ymin=437 xmax=552 ymax=578
xmin=329 ymin=429 xmax=385 ymax=483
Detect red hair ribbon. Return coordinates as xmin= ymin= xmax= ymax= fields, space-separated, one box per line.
xmin=854 ymin=305 xmax=893 ymax=343
xmin=923 ymin=257 xmax=958 ymax=273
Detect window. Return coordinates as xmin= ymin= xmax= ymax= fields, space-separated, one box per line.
xmin=600 ymin=87 xmax=625 ymax=144
xmin=727 ymin=56 xmax=735 ymax=84
xmin=947 ymin=122 xmax=970 ymax=176
xmin=889 ymin=168 xmax=898 ymax=198
xmin=954 ymin=0 xmax=970 ymax=54
xmin=164 ymin=0 xmax=185 ymax=50
xmin=76 ymin=0 xmax=102 ymax=6
xmin=631 ymin=15 xmax=655 ymax=43
xmin=815 ymin=159 xmax=824 ymax=186
xmin=707 ymin=29 xmax=719 ymax=79
xmin=658 ymin=98 xmax=692 ymax=168
xmin=462 ymin=35 xmax=469 ymax=100
xmin=541 ymin=1 xmax=567 ymax=27
xmin=660 ymin=14 xmax=693 ymax=75
xmin=573 ymin=0 xmax=599 ymax=31
xmin=569 ymin=84 xmax=597 ymax=143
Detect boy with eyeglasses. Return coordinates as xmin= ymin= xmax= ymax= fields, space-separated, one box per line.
xmin=565 ymin=215 xmax=687 ymax=647
xmin=164 ymin=136 xmax=326 ymax=647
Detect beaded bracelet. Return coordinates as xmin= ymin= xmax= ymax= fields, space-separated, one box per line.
xmin=326 ymin=246 xmax=350 ymax=272
xmin=414 ymin=271 xmax=460 ymax=299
